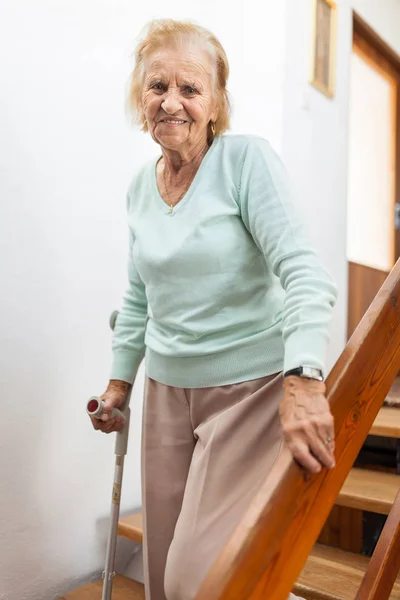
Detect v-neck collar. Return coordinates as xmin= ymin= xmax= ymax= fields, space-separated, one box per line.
xmin=151 ymin=136 xmax=221 ymax=215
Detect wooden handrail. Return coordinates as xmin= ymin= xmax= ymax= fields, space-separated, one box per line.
xmin=356 ymin=488 xmax=400 ymax=600
xmin=196 ymin=259 xmax=400 ymax=600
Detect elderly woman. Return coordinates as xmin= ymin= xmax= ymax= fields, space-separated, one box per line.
xmin=90 ymin=19 xmax=337 ymax=600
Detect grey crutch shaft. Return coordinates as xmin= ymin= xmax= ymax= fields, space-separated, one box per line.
xmin=101 ymin=387 xmax=132 ymax=600
xmin=86 ymin=310 xmax=132 ymax=600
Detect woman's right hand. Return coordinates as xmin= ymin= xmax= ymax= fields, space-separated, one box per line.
xmin=89 ymin=379 xmax=131 ymax=434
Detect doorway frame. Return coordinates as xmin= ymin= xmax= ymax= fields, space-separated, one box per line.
xmin=346 ymin=13 xmax=400 ymax=340
xmin=353 ymin=12 xmax=400 ymax=260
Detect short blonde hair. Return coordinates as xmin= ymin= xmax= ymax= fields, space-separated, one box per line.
xmin=127 ymin=19 xmax=231 ymax=135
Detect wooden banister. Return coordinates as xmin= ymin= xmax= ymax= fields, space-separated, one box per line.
xmin=196 ymin=259 xmax=400 ymax=600
xmin=356 ymin=488 xmax=400 ymax=600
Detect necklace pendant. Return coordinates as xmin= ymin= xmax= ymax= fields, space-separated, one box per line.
xmin=169 ymin=205 xmax=173 ymax=214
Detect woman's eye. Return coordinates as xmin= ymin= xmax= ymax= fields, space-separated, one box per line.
xmin=185 ymin=87 xmax=197 ymax=95
xmin=152 ymin=83 xmax=165 ymax=92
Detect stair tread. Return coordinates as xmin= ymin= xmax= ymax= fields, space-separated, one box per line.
xmin=118 ymin=512 xmax=143 ymax=543
xmin=117 ymin=471 xmax=400 ymax=540
xmin=337 ymin=468 xmax=400 ymax=514
xmin=294 ymin=544 xmax=400 ymax=600
xmin=57 ymin=574 xmax=144 ymax=599
xmin=371 ymin=406 xmax=400 ymax=437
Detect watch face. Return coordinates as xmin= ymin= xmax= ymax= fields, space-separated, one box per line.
xmin=301 ymin=367 xmax=324 ymax=381
xmin=284 ymin=367 xmax=324 ymax=381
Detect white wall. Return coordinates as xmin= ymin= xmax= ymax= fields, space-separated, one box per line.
xmin=0 ymin=2 xmax=286 ymax=599
xmin=281 ymin=0 xmax=400 ymax=370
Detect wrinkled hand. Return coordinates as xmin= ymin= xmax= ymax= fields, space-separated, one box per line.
xmin=279 ymin=376 xmax=335 ymax=474
xmin=89 ymin=379 xmax=131 ymax=434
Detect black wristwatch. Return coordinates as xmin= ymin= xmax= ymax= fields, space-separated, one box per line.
xmin=284 ymin=366 xmax=324 ymax=382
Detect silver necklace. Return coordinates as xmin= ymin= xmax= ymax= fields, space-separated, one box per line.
xmin=161 ymin=145 xmax=210 ymax=214
xmin=162 ymin=166 xmax=186 ymax=214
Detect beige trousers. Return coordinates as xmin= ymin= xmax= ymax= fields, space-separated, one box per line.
xmin=141 ymin=373 xmax=303 ymax=600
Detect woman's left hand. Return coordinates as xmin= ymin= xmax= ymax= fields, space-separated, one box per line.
xmin=279 ymin=376 xmax=335 ymax=474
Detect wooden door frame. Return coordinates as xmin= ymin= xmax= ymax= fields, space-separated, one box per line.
xmin=353 ymin=12 xmax=400 ymax=259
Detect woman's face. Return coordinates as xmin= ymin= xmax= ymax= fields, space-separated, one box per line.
xmin=142 ymin=42 xmax=217 ymax=152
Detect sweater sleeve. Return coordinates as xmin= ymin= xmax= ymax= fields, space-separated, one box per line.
xmin=238 ymin=137 xmax=337 ymax=377
xmin=110 ymin=200 xmax=148 ymax=384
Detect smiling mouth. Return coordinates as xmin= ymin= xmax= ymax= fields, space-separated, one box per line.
xmin=160 ymin=119 xmax=187 ymax=125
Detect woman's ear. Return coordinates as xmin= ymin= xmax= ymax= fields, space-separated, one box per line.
xmin=211 ymin=105 xmax=219 ymax=125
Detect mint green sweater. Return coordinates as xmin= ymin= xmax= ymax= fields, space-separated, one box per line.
xmin=110 ymin=135 xmax=337 ymax=388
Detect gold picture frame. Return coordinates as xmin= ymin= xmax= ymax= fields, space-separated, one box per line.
xmin=311 ymin=0 xmax=337 ymax=98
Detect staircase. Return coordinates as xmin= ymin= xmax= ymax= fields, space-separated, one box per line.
xmin=58 ymin=398 xmax=400 ymax=599
xmin=294 ymin=399 xmax=400 ymax=600
xmin=59 ymin=261 xmax=400 ymax=599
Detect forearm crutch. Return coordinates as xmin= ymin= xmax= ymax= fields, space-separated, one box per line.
xmin=86 ymin=310 xmax=132 ymax=600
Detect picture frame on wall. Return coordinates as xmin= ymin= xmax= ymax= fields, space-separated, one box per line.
xmin=311 ymin=0 xmax=337 ymax=98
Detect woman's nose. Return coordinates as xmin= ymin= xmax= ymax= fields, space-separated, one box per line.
xmin=161 ymin=91 xmax=183 ymax=114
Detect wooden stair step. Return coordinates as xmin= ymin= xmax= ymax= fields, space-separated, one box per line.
xmin=337 ymin=468 xmax=400 ymax=515
xmin=57 ymin=574 xmax=144 ymax=599
xmin=371 ymin=406 xmax=400 ymax=437
xmin=117 ymin=470 xmax=400 ymax=542
xmin=118 ymin=512 xmax=143 ymax=543
xmin=294 ymin=544 xmax=400 ymax=600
